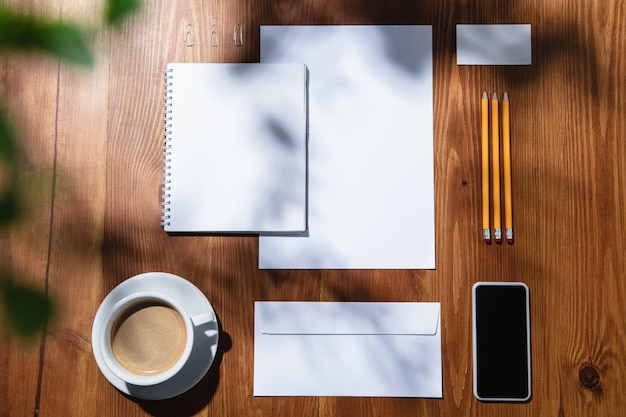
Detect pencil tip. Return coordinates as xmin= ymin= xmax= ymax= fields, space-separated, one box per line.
xmin=482 ymin=90 xmax=488 ymax=99
xmin=492 ymin=92 xmax=498 ymax=100
xmin=503 ymin=91 xmax=509 ymax=101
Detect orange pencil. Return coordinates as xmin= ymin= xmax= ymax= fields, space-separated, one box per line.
xmin=491 ymin=92 xmax=502 ymax=243
xmin=481 ymin=90 xmax=491 ymax=243
xmin=502 ymin=92 xmax=513 ymax=243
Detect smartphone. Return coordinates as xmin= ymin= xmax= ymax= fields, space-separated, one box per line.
xmin=472 ymin=282 xmax=531 ymax=402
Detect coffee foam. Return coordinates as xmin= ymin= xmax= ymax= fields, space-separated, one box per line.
xmin=111 ymin=302 xmax=186 ymax=376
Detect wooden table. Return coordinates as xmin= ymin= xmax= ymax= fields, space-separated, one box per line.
xmin=2 ymin=0 xmax=625 ymax=415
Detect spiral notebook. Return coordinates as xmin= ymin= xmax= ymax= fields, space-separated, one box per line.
xmin=162 ymin=63 xmax=308 ymax=234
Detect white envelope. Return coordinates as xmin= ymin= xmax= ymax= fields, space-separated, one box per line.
xmin=254 ymin=302 xmax=442 ymax=397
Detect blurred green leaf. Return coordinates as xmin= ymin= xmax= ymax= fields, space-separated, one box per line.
xmin=0 ymin=184 xmax=21 ymax=225
xmin=0 ymin=111 xmax=18 ymax=163
xmin=0 ymin=7 xmax=93 ymax=66
xmin=0 ymin=0 xmax=142 ymax=341
xmin=1 ymin=277 xmax=53 ymax=337
xmin=0 ymin=111 xmax=21 ymax=225
xmin=106 ymin=0 xmax=140 ymax=25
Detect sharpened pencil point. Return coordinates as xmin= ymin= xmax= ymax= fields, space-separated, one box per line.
xmin=492 ymin=91 xmax=498 ymax=100
xmin=482 ymin=90 xmax=488 ymax=99
xmin=503 ymin=91 xmax=509 ymax=101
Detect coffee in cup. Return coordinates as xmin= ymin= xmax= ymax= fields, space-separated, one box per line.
xmin=100 ymin=292 xmax=196 ymax=386
xmin=92 ymin=273 xmax=217 ymax=395
xmin=110 ymin=301 xmax=187 ymax=376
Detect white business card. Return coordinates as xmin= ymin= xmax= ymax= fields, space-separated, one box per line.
xmin=457 ymin=24 xmax=532 ymax=65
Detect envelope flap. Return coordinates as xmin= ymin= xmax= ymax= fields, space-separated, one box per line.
xmin=255 ymin=302 xmax=440 ymax=335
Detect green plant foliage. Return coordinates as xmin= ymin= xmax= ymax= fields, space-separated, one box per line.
xmin=106 ymin=0 xmax=141 ymax=25
xmin=0 ymin=111 xmax=20 ymax=225
xmin=0 ymin=8 xmax=93 ymax=66
xmin=0 ymin=184 xmax=21 ymax=226
xmin=0 ymin=275 xmax=54 ymax=338
xmin=0 ymin=0 xmax=141 ymax=338
xmin=0 ymin=111 xmax=18 ymax=162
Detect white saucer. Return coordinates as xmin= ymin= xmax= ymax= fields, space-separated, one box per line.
xmin=92 ymin=272 xmax=219 ymax=400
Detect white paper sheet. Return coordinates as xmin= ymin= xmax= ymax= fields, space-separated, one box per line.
xmin=456 ymin=24 xmax=532 ymax=65
xmin=259 ymin=25 xmax=435 ymax=269
xmin=254 ymin=302 xmax=443 ymax=397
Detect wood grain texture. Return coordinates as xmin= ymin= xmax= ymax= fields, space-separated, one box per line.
xmin=0 ymin=55 xmax=58 ymax=417
xmin=533 ymin=1 xmax=626 ymax=416
xmin=0 ymin=2 xmax=62 ymax=417
xmin=1 ymin=0 xmax=626 ymax=415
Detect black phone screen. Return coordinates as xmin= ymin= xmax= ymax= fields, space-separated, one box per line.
xmin=472 ymin=282 xmax=531 ymax=401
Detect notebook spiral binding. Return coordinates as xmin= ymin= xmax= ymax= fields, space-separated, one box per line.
xmin=161 ymin=68 xmax=174 ymax=227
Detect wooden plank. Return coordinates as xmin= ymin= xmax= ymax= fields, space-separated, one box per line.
xmin=32 ymin=3 xmax=111 ymax=415
xmin=534 ymin=1 xmax=626 ymax=416
xmin=100 ymin=1 xmax=193 ymax=415
xmin=0 ymin=54 xmax=58 ymax=417
xmin=0 ymin=2 xmax=61 ymax=416
xmin=434 ymin=1 xmax=540 ymax=416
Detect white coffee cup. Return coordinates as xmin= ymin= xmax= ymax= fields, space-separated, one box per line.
xmin=97 ymin=291 xmax=214 ymax=386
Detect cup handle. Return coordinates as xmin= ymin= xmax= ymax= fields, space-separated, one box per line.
xmin=190 ymin=311 xmax=214 ymax=326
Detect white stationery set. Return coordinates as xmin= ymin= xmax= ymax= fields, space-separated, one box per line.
xmin=161 ymin=25 xmax=442 ymax=398
xmin=95 ymin=21 xmax=535 ymax=400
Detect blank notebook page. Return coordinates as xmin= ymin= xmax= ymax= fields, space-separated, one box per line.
xmin=162 ymin=63 xmax=307 ymax=234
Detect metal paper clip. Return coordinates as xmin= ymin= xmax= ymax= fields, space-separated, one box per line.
xmin=234 ymin=23 xmax=243 ymax=46
xmin=184 ymin=24 xmax=193 ymax=47
xmin=210 ymin=23 xmax=219 ymax=47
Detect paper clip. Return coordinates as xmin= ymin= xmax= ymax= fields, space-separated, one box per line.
xmin=210 ymin=23 xmax=219 ymax=47
xmin=184 ymin=24 xmax=193 ymax=47
xmin=234 ymin=23 xmax=243 ymax=46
